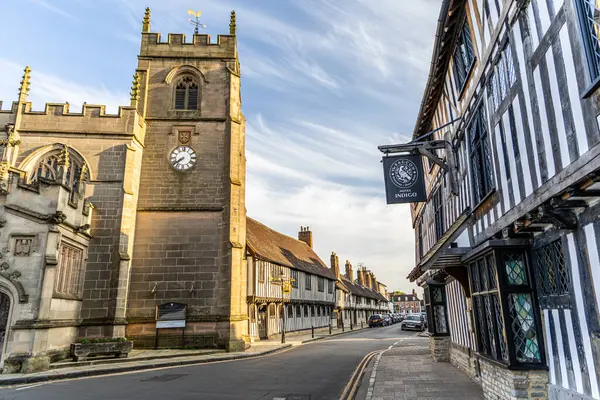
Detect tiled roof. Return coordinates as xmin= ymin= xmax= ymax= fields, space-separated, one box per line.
xmin=246 ymin=217 xmax=335 ymax=280
xmin=339 ymin=275 xmax=388 ymax=302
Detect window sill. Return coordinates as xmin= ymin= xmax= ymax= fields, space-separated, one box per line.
xmin=472 ymin=189 xmax=498 ymax=219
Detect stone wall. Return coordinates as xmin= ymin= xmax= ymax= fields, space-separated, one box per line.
xmin=450 ymin=343 xmax=479 ymax=380
xmin=479 ymin=357 xmax=548 ymax=400
xmin=429 ymin=335 xmax=450 ymax=362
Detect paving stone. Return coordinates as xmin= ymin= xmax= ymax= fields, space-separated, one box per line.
xmin=368 ymin=338 xmax=484 ymax=400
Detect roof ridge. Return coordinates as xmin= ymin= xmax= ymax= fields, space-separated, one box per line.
xmin=247 ymin=216 xmax=310 ymax=248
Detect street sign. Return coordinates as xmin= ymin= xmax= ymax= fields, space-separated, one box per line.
xmin=382 ymin=154 xmax=427 ymax=204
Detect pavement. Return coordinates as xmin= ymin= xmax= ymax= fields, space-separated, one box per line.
xmin=361 ymin=336 xmax=484 ymax=400
xmin=0 ymin=325 xmax=366 ymax=387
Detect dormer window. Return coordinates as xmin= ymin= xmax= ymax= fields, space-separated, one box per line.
xmin=174 ymin=76 xmax=199 ymax=110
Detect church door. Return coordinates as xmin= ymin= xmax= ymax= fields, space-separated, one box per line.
xmin=0 ymin=293 xmax=10 ymax=357
xmin=257 ymin=306 xmax=268 ymax=340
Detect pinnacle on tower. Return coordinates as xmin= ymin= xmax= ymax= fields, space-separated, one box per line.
xmin=230 ymin=10 xmax=236 ymax=35
xmin=142 ymin=7 xmax=151 ymax=32
xmin=58 ymin=144 xmax=70 ymax=167
xmin=130 ymin=73 xmax=140 ymax=105
xmin=18 ymin=66 xmax=31 ymax=103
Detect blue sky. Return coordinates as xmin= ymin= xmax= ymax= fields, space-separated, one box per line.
xmin=0 ymin=0 xmax=440 ymax=293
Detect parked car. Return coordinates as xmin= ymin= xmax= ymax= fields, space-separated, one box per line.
xmin=368 ymin=314 xmax=386 ymax=327
xmin=400 ymin=314 xmax=425 ymax=331
xmin=391 ymin=314 xmax=401 ymax=324
xmin=383 ymin=315 xmax=392 ymax=326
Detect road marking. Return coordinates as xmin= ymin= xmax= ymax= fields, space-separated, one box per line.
xmin=393 ymin=341 xmax=398 ymax=345
xmin=339 ymin=350 xmax=381 ymax=400
xmin=15 ymin=383 xmax=46 ymax=390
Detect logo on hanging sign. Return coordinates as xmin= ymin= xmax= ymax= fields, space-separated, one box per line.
xmin=382 ymin=154 xmax=427 ymax=204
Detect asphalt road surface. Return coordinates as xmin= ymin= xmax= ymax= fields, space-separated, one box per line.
xmin=1 ymin=325 xmax=415 ymax=400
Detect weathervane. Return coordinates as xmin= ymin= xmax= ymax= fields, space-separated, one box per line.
xmin=188 ymin=10 xmax=206 ymax=34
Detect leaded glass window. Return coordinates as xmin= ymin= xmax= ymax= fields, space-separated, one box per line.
xmin=291 ymin=269 xmax=298 ymax=288
xmin=487 ymin=41 xmax=517 ymax=113
xmin=318 ymin=276 xmax=325 ymax=292
xmin=305 ymin=273 xmax=312 ymax=290
xmin=508 ymin=294 xmax=541 ymax=363
xmin=425 ymin=285 xmax=448 ymax=335
xmin=453 ymin=20 xmax=476 ymax=94
xmin=504 ymin=252 xmax=528 ymax=286
xmin=574 ymin=0 xmax=600 ymax=85
xmin=470 ymin=257 xmax=507 ymax=362
xmin=433 ymin=187 xmax=444 ymax=241
xmin=469 ymin=105 xmax=495 ymax=204
xmin=468 ymin=247 xmax=544 ymax=368
xmin=533 ymin=239 xmax=570 ymax=309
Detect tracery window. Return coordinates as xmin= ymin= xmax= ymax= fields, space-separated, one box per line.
xmin=174 ymin=76 xmax=199 ymax=110
xmin=32 ymin=148 xmax=87 ymax=204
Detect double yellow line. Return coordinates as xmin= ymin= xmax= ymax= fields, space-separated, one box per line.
xmin=338 ymin=350 xmax=381 ymax=400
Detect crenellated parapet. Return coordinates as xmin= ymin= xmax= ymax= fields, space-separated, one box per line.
xmin=15 ymin=102 xmax=145 ymax=142
xmin=140 ymin=32 xmax=237 ymax=59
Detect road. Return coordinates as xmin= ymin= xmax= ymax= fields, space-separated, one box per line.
xmin=1 ymin=325 xmax=415 ymax=400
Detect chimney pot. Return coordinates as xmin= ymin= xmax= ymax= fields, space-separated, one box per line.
xmin=298 ymin=226 xmax=313 ymax=248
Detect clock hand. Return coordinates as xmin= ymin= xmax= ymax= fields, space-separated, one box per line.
xmin=176 ymin=155 xmax=185 ymax=163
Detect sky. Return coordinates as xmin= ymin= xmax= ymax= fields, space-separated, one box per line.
xmin=0 ymin=0 xmax=441 ymax=293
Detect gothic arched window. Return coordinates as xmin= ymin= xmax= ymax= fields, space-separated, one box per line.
xmin=174 ymin=76 xmax=199 ymax=110
xmin=31 ymin=148 xmax=87 ymax=202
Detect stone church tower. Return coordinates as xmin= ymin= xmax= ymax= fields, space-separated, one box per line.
xmin=0 ymin=9 xmax=247 ymax=372
xmin=125 ymin=9 xmax=248 ymax=351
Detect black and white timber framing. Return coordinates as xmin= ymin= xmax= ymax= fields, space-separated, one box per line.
xmin=408 ymin=0 xmax=600 ymax=399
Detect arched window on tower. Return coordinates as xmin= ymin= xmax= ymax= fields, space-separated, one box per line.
xmin=174 ymin=76 xmax=199 ymax=110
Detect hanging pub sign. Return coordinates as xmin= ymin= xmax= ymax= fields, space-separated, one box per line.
xmin=382 ymin=154 xmax=427 ymax=204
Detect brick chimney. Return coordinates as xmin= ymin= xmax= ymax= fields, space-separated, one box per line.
xmin=371 ymin=273 xmax=377 ymax=290
xmin=412 ymin=288 xmax=417 ymax=298
xmin=298 ymin=226 xmax=313 ymax=248
xmin=365 ymin=270 xmax=372 ymax=288
xmin=357 ymin=266 xmax=365 ymax=286
xmin=330 ymin=252 xmax=340 ymax=279
xmin=345 ymin=260 xmax=354 ymax=282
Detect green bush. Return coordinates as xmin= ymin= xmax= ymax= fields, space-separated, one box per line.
xmin=77 ymin=337 xmax=129 ymax=344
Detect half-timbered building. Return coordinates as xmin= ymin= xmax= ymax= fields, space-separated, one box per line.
xmin=329 ymin=253 xmax=390 ymax=328
xmin=403 ymin=0 xmax=600 ymax=399
xmin=245 ymin=219 xmax=336 ymax=341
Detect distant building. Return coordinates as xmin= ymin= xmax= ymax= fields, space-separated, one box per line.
xmin=389 ymin=290 xmax=421 ymax=314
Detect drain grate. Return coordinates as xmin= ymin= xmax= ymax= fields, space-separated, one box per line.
xmin=141 ymin=374 xmax=189 ymax=382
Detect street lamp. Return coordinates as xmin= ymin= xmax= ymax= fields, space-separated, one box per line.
xmin=270 ymin=271 xmax=294 ymax=344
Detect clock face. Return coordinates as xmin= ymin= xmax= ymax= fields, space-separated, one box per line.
xmin=170 ymin=146 xmax=197 ymax=171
